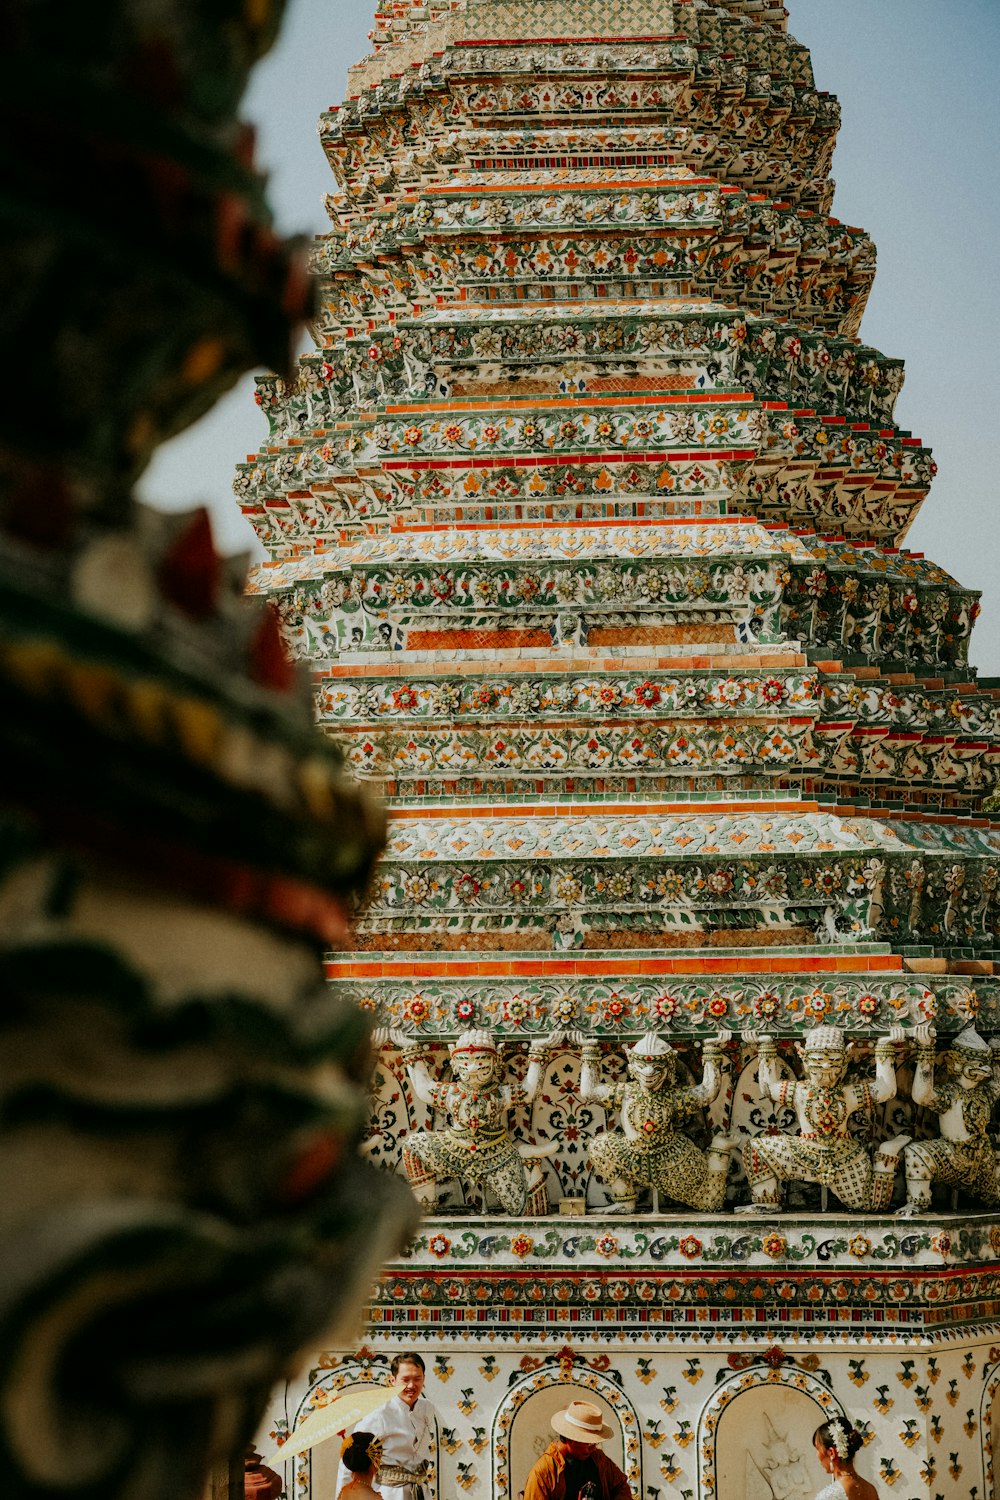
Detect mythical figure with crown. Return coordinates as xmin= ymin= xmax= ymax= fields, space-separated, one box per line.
xmin=392 ymin=1028 xmax=557 ymax=1215
xmin=897 ymin=1023 xmax=1000 ymax=1216
xmin=739 ymin=1025 xmax=910 ymax=1212
xmin=579 ymin=1032 xmax=737 ymax=1214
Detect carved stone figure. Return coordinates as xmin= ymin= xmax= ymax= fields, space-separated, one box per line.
xmin=396 ymin=1029 xmax=555 ymax=1214
xmin=579 ymin=1033 xmax=737 ymax=1214
xmin=745 ymin=1413 xmax=813 ymax=1500
xmin=905 ymin=859 xmax=925 ymax=932
xmin=942 ymin=863 xmax=966 ymax=934
xmin=974 ymin=865 xmax=999 ymax=935
xmin=862 ymin=857 xmax=886 ymax=935
xmin=739 ymin=1025 xmax=910 ymax=1212
xmin=898 ymin=1024 xmax=1000 ymax=1215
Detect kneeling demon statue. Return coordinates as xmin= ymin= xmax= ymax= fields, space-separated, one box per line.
xmin=580 ymin=1032 xmax=737 ymax=1214
xmin=739 ymin=1024 xmax=909 ymax=1213
xmin=898 ymin=1023 xmax=1000 ymax=1215
xmin=394 ymin=1028 xmax=556 ymax=1215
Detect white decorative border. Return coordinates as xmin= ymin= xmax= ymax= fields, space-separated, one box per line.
xmin=395 ymin=1213 xmax=1000 ymax=1271
xmin=978 ymin=1358 xmax=1000 ymax=1498
xmin=287 ymin=1361 xmax=401 ymax=1500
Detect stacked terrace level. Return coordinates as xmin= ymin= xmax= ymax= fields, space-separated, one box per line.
xmin=241 ymin=0 xmax=1000 ymax=977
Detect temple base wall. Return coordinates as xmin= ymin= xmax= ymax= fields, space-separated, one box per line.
xmin=260 ymin=1213 xmax=1000 ymax=1500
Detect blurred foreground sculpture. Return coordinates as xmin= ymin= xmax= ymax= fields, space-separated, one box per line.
xmin=0 ymin=4 xmax=416 ymax=1500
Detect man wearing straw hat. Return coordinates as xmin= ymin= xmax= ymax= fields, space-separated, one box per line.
xmin=523 ymin=1401 xmax=632 ymax=1500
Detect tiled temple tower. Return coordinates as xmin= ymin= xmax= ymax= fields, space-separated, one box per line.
xmin=243 ymin=3 xmax=1000 ymax=1496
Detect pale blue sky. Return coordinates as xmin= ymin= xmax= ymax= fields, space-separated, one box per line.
xmin=139 ymin=0 xmax=1000 ymax=672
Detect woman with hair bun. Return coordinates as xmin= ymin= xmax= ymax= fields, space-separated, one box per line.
xmin=338 ymin=1432 xmax=383 ymax=1500
xmin=813 ymin=1417 xmax=879 ymax=1499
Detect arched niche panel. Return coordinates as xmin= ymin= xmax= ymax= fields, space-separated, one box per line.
xmin=698 ymin=1367 xmax=839 ymax=1500
xmin=978 ymin=1359 xmax=1000 ymax=1499
xmin=491 ymin=1368 xmax=640 ymax=1500
xmin=282 ymin=1360 xmax=438 ymax=1500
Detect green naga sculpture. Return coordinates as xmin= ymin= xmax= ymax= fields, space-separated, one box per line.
xmin=0 ymin=5 xmax=414 ymax=1500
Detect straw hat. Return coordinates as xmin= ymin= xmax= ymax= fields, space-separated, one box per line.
xmin=550 ymin=1401 xmax=615 ymax=1443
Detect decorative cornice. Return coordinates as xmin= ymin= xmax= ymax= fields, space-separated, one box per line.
xmin=327 ymin=973 xmax=995 ymax=1036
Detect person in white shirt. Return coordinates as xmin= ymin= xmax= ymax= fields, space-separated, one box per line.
xmin=336 ymin=1354 xmax=437 ymax=1500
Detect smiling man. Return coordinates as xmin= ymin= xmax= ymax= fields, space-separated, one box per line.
xmin=522 ymin=1402 xmax=632 ymax=1500
xmin=337 ymin=1355 xmax=437 ymax=1500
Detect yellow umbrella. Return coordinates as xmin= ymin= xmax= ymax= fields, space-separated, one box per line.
xmin=261 ymin=1385 xmax=391 ymax=1465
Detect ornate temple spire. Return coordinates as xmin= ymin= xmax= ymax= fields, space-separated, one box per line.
xmin=249 ymin=8 xmax=1000 ymax=1498
xmin=348 ymin=0 xmax=791 ymax=91
xmin=238 ymin=0 xmax=997 ymax=1028
xmin=463 ymin=0 xmax=683 ymax=37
